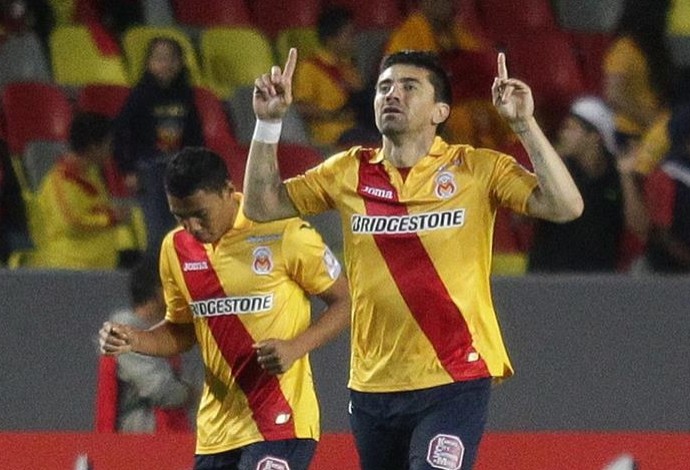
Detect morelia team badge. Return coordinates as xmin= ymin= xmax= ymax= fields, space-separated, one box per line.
xmin=252 ymin=246 xmax=273 ymax=274
xmin=434 ymin=171 xmax=457 ymax=199
xmin=257 ymin=456 xmax=290 ymax=470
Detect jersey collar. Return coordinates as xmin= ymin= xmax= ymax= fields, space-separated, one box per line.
xmin=369 ymin=136 xmax=448 ymax=164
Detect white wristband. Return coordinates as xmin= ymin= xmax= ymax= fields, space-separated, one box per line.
xmin=252 ymin=119 xmax=283 ymax=144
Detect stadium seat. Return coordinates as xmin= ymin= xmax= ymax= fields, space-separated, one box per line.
xmin=2 ymin=82 xmax=72 ymax=249
xmin=326 ymin=0 xmax=403 ymax=29
xmin=227 ymin=85 xmax=310 ymax=147
xmin=193 ymin=87 xmax=245 ymax=187
xmin=76 ymin=84 xmax=131 ymax=118
xmin=354 ymin=28 xmax=391 ymax=83
xmin=277 ymin=142 xmax=324 ymax=179
xmin=553 ymin=0 xmax=622 ymax=33
xmin=0 ymin=32 xmax=52 ymax=87
xmin=23 ymin=140 xmax=69 ymax=192
xmin=500 ymin=30 xmax=587 ymax=133
xmin=568 ymin=31 xmax=614 ymax=94
xmin=2 ymin=82 xmax=72 ymax=158
xmin=199 ymin=27 xmax=275 ymax=100
xmin=142 ymin=0 xmax=175 ymax=26
xmin=121 ymin=26 xmax=203 ymax=86
xmin=171 ymin=0 xmax=252 ymax=27
xmin=250 ymin=0 xmax=320 ymax=39
xmin=49 ymin=25 xmax=129 ymax=87
xmin=274 ymin=27 xmax=320 ymax=65
xmin=478 ymin=0 xmax=558 ymax=44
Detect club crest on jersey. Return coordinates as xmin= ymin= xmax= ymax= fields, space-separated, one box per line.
xmin=257 ymin=456 xmax=290 ymax=470
xmin=434 ymin=171 xmax=457 ymax=199
xmin=252 ymin=246 xmax=273 ymax=274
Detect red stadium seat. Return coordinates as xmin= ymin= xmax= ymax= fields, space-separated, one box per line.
xmin=327 ymin=0 xmax=403 ymax=29
xmin=478 ymin=0 xmax=558 ymax=44
xmin=76 ymin=84 xmax=131 ymax=118
xmin=568 ymin=31 xmax=615 ymax=95
xmin=251 ymin=0 xmax=321 ymax=39
xmin=277 ymin=143 xmax=324 ymax=179
xmin=501 ymin=30 xmax=587 ymax=134
xmin=193 ymin=87 xmax=244 ymax=188
xmin=171 ymin=0 xmax=252 ymax=27
xmin=2 ymin=82 xmax=72 ymax=157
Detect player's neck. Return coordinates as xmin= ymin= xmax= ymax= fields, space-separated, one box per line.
xmin=382 ymin=133 xmax=436 ymax=168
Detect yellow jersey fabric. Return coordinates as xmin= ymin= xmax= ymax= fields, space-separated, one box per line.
xmin=161 ymin=194 xmax=341 ymax=454
xmin=34 ymin=156 xmax=120 ymax=269
xmin=604 ymin=36 xmax=662 ymax=136
xmin=293 ymin=48 xmax=359 ymax=146
xmin=285 ymin=137 xmax=538 ymax=392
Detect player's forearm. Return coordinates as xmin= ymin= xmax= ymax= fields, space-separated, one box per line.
xmin=243 ymin=139 xmax=298 ymax=222
xmin=513 ymin=117 xmax=584 ymax=222
xmin=291 ymin=301 xmax=350 ymax=358
xmin=130 ymin=321 xmax=196 ymax=357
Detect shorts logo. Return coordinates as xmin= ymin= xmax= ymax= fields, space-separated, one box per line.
xmin=252 ymin=246 xmax=273 ymax=275
xmin=427 ymin=433 xmax=464 ymax=470
xmin=182 ymin=261 xmax=208 ymax=272
xmin=434 ymin=171 xmax=457 ymax=199
xmin=256 ymin=456 xmax=290 ymax=470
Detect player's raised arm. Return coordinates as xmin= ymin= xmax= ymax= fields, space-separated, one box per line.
xmin=243 ymin=48 xmax=300 ymax=222
xmin=492 ymin=52 xmax=584 ymax=222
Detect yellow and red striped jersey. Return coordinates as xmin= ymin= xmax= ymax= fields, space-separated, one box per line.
xmin=160 ymin=195 xmax=341 ymax=454
xmin=285 ymin=137 xmax=538 ymax=392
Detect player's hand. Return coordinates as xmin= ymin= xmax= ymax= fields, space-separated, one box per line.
xmin=254 ymin=338 xmax=300 ymax=375
xmin=99 ymin=321 xmax=135 ymax=355
xmin=492 ymin=52 xmax=534 ymax=124
xmin=253 ymin=48 xmax=297 ymax=121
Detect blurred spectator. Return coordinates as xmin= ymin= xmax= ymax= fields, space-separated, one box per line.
xmin=603 ymin=0 xmax=675 ymax=154
xmin=33 ymin=112 xmax=136 ymax=270
xmin=383 ymin=0 xmax=513 ymax=152
xmin=640 ymin=102 xmax=690 ymax=273
xmin=293 ymin=6 xmax=377 ymax=149
xmin=0 ymin=0 xmax=54 ymax=53
xmin=113 ymin=37 xmax=204 ymax=257
xmin=103 ymin=257 xmax=201 ymax=432
xmin=0 ymin=139 xmax=31 ymax=265
xmin=529 ymin=97 xmax=624 ymax=272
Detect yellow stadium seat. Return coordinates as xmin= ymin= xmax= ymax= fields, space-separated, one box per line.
xmin=200 ymin=27 xmax=275 ymax=100
xmin=274 ymin=27 xmax=320 ymax=65
xmin=50 ymin=25 xmax=129 ymax=86
xmin=121 ymin=26 xmax=203 ymax=86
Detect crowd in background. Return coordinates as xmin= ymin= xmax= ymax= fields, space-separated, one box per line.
xmin=0 ymin=0 xmax=689 ymax=275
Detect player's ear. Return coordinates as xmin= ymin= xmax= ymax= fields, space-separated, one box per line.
xmin=432 ymin=103 xmax=451 ymax=125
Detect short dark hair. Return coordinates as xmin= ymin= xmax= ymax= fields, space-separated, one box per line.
xmin=317 ymin=6 xmax=353 ymax=43
xmin=379 ymin=50 xmax=453 ymax=106
xmin=69 ymin=112 xmax=112 ymax=153
xmin=164 ymin=147 xmax=230 ymax=198
xmin=129 ymin=256 xmax=161 ymax=307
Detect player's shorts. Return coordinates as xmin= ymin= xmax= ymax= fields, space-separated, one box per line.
xmin=194 ymin=438 xmax=317 ymax=470
xmin=349 ymin=378 xmax=491 ymax=470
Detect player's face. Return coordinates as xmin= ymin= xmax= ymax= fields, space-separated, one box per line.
xmin=167 ymin=183 xmax=236 ymax=244
xmin=374 ymin=64 xmax=447 ymax=137
xmin=147 ymin=41 xmax=183 ymax=87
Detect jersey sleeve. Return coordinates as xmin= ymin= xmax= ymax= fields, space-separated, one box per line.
xmin=282 ymin=218 xmax=342 ymax=296
xmin=284 ymin=149 xmax=350 ymax=215
xmin=160 ymin=233 xmax=194 ymax=324
xmin=488 ymin=150 xmax=539 ymax=214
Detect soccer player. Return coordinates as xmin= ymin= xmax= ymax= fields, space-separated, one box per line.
xmin=243 ymin=49 xmax=583 ymax=470
xmin=99 ymin=147 xmax=350 ymax=470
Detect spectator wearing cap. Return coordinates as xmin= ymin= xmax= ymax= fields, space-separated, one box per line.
xmin=640 ymin=102 xmax=690 ymax=273
xmin=528 ymin=97 xmax=625 ymax=272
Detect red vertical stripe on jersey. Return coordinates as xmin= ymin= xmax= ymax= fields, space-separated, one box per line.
xmin=173 ymin=231 xmax=296 ymax=440
xmin=357 ymin=156 xmax=489 ymax=380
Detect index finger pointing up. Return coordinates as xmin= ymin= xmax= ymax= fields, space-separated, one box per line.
xmin=497 ymin=52 xmax=508 ymax=80
xmin=282 ymin=48 xmax=298 ymax=81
